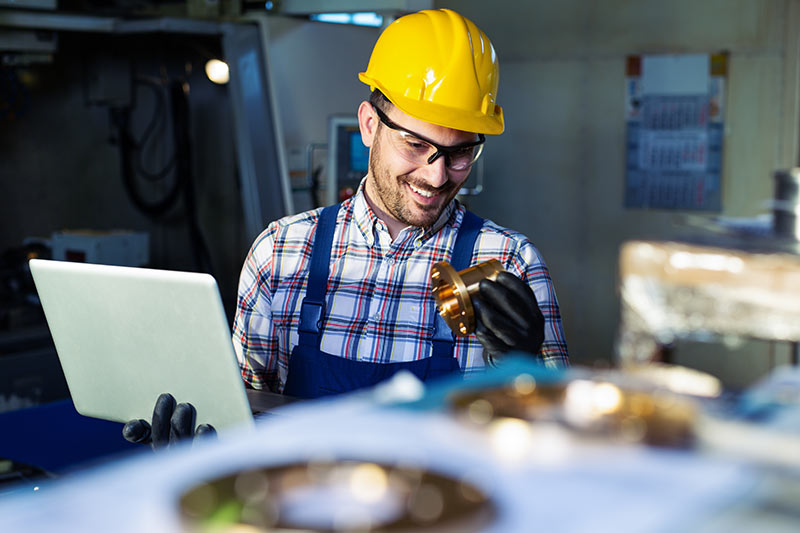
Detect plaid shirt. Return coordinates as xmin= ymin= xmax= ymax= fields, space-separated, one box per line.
xmin=233 ymin=184 xmax=569 ymax=392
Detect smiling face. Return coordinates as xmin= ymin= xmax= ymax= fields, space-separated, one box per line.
xmin=358 ymin=101 xmax=479 ymax=234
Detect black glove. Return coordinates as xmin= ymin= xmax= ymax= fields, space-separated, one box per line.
xmin=473 ymin=271 xmax=545 ymax=361
xmin=122 ymin=393 xmax=216 ymax=450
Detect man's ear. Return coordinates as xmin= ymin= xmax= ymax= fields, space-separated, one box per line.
xmin=358 ymin=101 xmax=378 ymax=148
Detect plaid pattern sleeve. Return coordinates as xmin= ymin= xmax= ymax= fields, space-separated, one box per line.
xmin=474 ymin=222 xmax=570 ymax=368
xmin=232 ymin=209 xmax=322 ymax=391
xmin=232 ymin=185 xmax=569 ymax=392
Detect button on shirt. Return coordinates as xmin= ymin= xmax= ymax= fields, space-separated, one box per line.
xmin=233 ymin=184 xmax=569 ymax=392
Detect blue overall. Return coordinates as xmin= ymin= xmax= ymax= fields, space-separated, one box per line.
xmin=283 ymin=204 xmax=484 ymax=399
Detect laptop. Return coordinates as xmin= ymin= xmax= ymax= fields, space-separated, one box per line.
xmin=28 ymin=259 xmax=257 ymax=437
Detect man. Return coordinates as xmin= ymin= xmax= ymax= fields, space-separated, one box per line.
xmin=232 ymin=8 xmax=568 ymax=398
xmin=125 ymin=8 xmax=567 ymax=445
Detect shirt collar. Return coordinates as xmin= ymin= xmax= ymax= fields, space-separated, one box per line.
xmin=351 ymin=179 xmax=381 ymax=246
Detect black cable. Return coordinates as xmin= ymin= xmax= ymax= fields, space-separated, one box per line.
xmin=131 ymin=77 xmax=176 ymax=182
xmin=113 ymin=105 xmax=186 ymax=217
xmin=111 ymin=67 xmax=214 ymax=276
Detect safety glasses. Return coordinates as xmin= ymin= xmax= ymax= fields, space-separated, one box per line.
xmin=372 ymin=105 xmax=485 ymax=171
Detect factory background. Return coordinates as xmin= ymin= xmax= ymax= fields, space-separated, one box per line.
xmin=2 ymin=0 xmax=797 ymax=405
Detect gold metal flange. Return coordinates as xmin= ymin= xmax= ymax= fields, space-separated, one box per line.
xmin=431 ymin=259 xmax=504 ymax=336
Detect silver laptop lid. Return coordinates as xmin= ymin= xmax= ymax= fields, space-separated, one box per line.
xmin=29 ymin=259 xmax=254 ymax=436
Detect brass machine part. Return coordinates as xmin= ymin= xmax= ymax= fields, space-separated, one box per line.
xmin=431 ymin=259 xmax=504 ymax=336
xmin=448 ymin=379 xmax=698 ymax=448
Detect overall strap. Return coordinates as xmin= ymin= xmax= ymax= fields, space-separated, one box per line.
xmin=450 ymin=210 xmax=484 ymax=271
xmin=431 ymin=209 xmax=484 ymax=357
xmin=297 ymin=204 xmax=340 ymax=348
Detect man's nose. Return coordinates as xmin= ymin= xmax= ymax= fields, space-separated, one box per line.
xmin=421 ymin=153 xmax=449 ymax=188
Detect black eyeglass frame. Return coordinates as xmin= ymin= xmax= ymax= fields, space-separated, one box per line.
xmin=371 ymin=104 xmax=485 ymax=169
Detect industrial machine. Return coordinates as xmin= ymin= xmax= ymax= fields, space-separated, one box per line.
xmin=326 ymin=115 xmax=369 ymax=205
xmin=617 ymin=168 xmax=800 ymax=368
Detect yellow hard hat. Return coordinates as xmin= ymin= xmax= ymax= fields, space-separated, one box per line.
xmin=358 ymin=8 xmax=504 ymax=135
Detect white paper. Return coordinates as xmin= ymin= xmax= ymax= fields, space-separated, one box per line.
xmin=642 ymin=54 xmax=710 ymax=95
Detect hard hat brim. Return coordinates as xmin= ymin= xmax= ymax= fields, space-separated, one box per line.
xmin=359 ymin=73 xmax=505 ymax=136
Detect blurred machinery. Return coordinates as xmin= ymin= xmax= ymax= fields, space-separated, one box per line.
xmin=617 ymin=168 xmax=800 ymax=367
xmin=326 ymin=115 xmax=366 ymax=206
xmin=50 ymin=230 xmax=149 ymax=266
xmin=0 ymin=2 xmax=293 ymax=245
xmin=0 ymin=358 xmax=798 ymax=531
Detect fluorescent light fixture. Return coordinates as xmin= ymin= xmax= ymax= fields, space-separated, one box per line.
xmin=352 ymin=12 xmax=383 ymax=26
xmin=312 ymin=13 xmax=350 ymax=24
xmin=310 ymin=12 xmax=383 ymax=27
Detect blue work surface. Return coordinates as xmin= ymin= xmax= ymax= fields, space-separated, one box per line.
xmin=0 ymin=399 xmax=137 ymax=474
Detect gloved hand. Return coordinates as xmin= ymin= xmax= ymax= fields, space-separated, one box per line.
xmin=473 ymin=271 xmax=545 ymax=361
xmin=122 ymin=393 xmax=216 ymax=450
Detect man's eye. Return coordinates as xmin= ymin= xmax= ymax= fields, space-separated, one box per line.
xmin=405 ymin=139 xmax=430 ymax=150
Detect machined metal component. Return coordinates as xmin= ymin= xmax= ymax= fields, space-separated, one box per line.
xmin=448 ymin=374 xmax=699 ymax=448
xmin=431 ymin=259 xmax=504 ymax=336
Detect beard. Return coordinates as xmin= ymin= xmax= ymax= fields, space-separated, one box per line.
xmin=367 ymin=135 xmax=460 ymax=228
